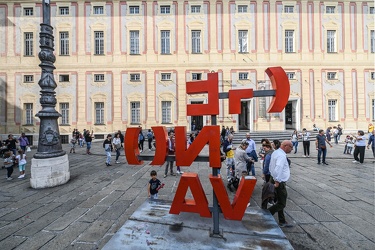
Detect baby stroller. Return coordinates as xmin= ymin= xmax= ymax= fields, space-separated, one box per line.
xmin=226 ymin=169 xmax=241 ymax=192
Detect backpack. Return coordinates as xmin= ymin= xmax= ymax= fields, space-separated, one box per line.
xmin=147 ymin=132 xmax=153 ymax=140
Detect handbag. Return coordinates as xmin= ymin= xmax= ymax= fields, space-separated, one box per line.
xmin=114 ymin=143 xmax=121 ymax=149
xmin=320 ymin=145 xmax=326 ymax=149
xmin=26 ymin=146 xmax=31 ymax=152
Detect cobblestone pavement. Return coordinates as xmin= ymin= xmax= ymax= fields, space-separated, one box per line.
xmin=0 ymin=140 xmax=374 ymax=250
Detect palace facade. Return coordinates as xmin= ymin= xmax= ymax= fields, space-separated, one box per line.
xmin=0 ymin=0 xmax=374 ymax=142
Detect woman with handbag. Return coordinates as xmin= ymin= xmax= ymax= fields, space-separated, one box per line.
xmin=112 ymin=133 xmax=122 ymax=164
xmin=103 ymin=134 xmax=113 ymax=166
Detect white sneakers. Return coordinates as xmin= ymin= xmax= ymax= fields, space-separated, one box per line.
xmin=352 ymin=160 xmax=359 ymax=163
xmin=115 ymin=161 xmax=120 ymax=164
xmin=18 ymin=175 xmax=25 ymax=179
xmin=177 ymin=170 xmax=184 ymax=174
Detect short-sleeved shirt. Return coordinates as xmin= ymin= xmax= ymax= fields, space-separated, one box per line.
xmin=5 ymin=139 xmax=17 ymax=150
xmin=316 ymin=134 xmax=326 ymax=147
xmin=149 ymin=178 xmax=161 ymax=195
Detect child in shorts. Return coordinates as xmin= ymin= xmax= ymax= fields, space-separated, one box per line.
xmin=148 ymin=170 xmax=164 ymax=199
xmin=16 ymin=149 xmax=27 ymax=178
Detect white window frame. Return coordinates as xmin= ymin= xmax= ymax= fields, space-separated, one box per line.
xmin=326 ymin=6 xmax=335 ymax=14
xmin=161 ymin=30 xmax=170 ymax=54
xmin=59 ymin=74 xmax=70 ymax=82
xmin=371 ymin=30 xmax=375 ymax=53
xmin=130 ymin=73 xmax=141 ymax=81
xmin=93 ymin=6 xmax=104 ymax=15
xmin=60 ymin=102 xmax=69 ymax=125
xmin=94 ymin=74 xmax=105 ymax=82
xmin=24 ymin=32 xmax=33 ymax=56
xmin=25 ymin=103 xmax=33 ymax=125
xmin=238 ymin=30 xmax=248 ymax=53
xmin=24 ymin=75 xmax=34 ymax=83
xmin=284 ymin=6 xmax=294 ymax=13
xmin=160 ymin=5 xmax=170 ymax=14
xmin=328 ymin=99 xmax=337 ymax=121
xmin=131 ymin=101 xmax=141 ymax=124
xmin=327 ymin=30 xmax=336 ymax=53
xmin=327 ymin=72 xmax=337 ymax=80
xmin=238 ymin=5 xmax=247 ymax=13
xmin=191 ymin=5 xmax=201 ymax=13
xmin=59 ymin=7 xmax=69 ymax=15
xmin=238 ymin=72 xmax=248 ymax=80
xmin=285 ymin=30 xmax=295 ymax=53
xmin=191 ymin=30 xmax=201 ymax=54
xmin=286 ymin=72 xmax=295 ymax=80
xmin=130 ymin=30 xmax=140 ymax=55
xmin=94 ymin=31 xmax=104 ymax=55
xmin=60 ymin=31 xmax=69 ymax=56
xmin=95 ymin=102 xmax=105 ymax=124
xmin=161 ymin=101 xmax=172 ymax=124
xmin=24 ymin=8 xmax=33 ymax=16
xmin=129 ymin=6 xmax=140 ymax=14
xmin=192 ymin=73 xmax=202 ymax=80
xmin=161 ymin=73 xmax=171 ymax=81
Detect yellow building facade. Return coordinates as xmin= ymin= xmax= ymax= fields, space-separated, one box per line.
xmin=0 ymin=0 xmax=374 ymax=141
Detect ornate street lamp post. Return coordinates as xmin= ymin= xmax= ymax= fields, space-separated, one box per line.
xmin=30 ymin=0 xmax=70 ymax=188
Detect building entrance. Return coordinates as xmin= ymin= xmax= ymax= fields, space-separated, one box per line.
xmin=191 ymin=101 xmax=204 ymax=131
xmin=238 ymin=101 xmax=249 ymax=130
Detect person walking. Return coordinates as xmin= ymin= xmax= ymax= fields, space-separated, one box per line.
xmin=368 ymin=123 xmax=374 ymax=139
xmin=262 ymin=142 xmax=274 ymax=183
xmin=148 ymin=170 xmax=163 ymax=199
xmin=315 ymin=129 xmax=333 ymax=165
xmin=300 ymin=128 xmax=311 ymax=157
xmin=117 ymin=130 xmax=124 ymax=148
xmin=291 ymin=130 xmax=299 ymax=154
xmin=234 ymin=139 xmax=253 ymax=180
xmin=16 ymin=149 xmax=26 ymax=178
xmin=18 ymin=133 xmax=29 ymax=152
xmin=5 ymin=134 xmax=19 ymax=156
xmin=4 ymin=151 xmax=15 ymax=180
xmin=138 ymin=129 xmax=145 ymax=153
xmin=146 ymin=129 xmax=153 ymax=151
xmin=112 ymin=133 xmax=122 ymax=164
xmin=337 ymin=124 xmax=343 ymax=142
xmin=332 ymin=126 xmax=339 ymax=145
xmin=367 ymin=130 xmax=375 ymax=158
xmin=268 ymin=140 xmax=294 ymax=228
xmin=85 ymin=130 xmax=94 ymax=155
xmin=223 ymin=134 xmax=236 ymax=182
xmin=164 ymin=131 xmax=176 ymax=178
xmin=245 ymin=133 xmax=257 ymax=176
xmin=352 ymin=130 xmax=366 ymax=164
xmin=103 ymin=134 xmax=113 ymax=166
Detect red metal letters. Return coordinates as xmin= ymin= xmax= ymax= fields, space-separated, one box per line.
xmin=124 ymin=67 xmax=290 ymax=221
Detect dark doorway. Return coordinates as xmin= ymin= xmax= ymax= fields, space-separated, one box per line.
xmin=285 ymin=102 xmax=293 ymax=129
xmin=191 ymin=101 xmax=204 ymax=131
xmin=238 ymin=101 xmax=249 ymax=130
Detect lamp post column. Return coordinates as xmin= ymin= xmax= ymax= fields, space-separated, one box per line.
xmin=30 ymin=0 xmax=70 ymax=188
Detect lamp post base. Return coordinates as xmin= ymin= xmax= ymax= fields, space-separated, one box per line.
xmin=30 ymin=154 xmax=70 ymax=189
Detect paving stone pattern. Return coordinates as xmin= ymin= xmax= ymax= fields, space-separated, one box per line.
xmin=0 ymin=140 xmax=374 ymax=250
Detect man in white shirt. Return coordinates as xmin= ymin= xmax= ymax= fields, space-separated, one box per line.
xmin=269 ymin=140 xmax=293 ymax=228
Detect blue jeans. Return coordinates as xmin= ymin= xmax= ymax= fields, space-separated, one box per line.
xmin=317 ymin=147 xmax=327 ymax=163
xmin=115 ymin=148 xmax=120 ymax=161
xmin=105 ymin=150 xmax=111 ymax=164
xmin=292 ymin=141 xmax=298 ymax=153
xmin=334 ymin=135 xmax=338 ymax=144
xmin=246 ymin=153 xmax=255 ymax=176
